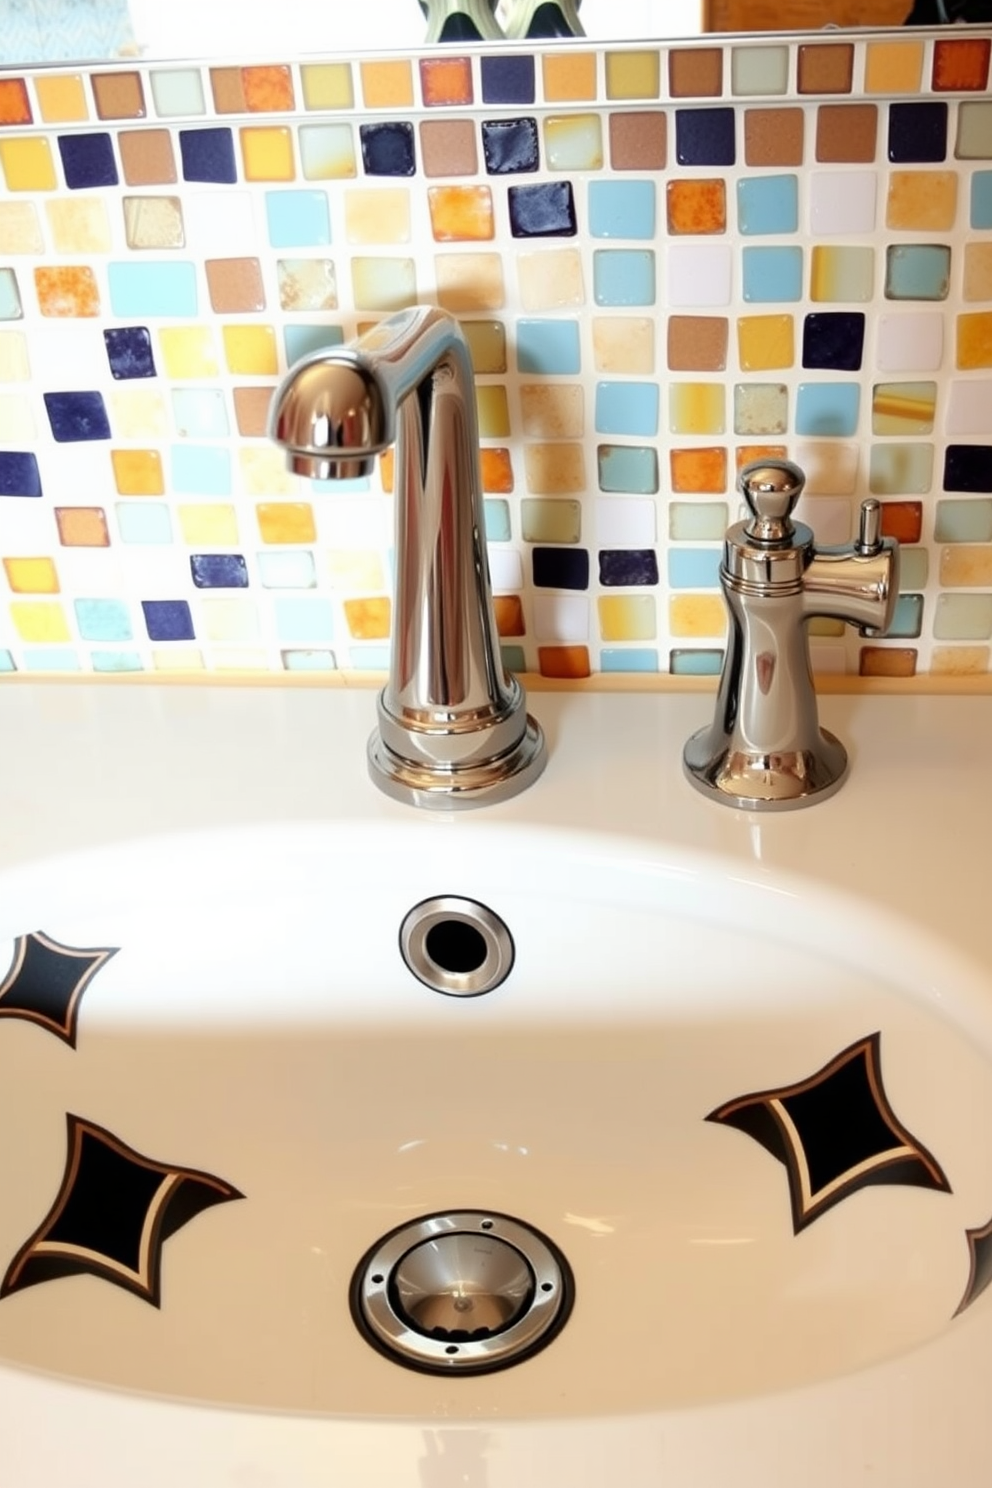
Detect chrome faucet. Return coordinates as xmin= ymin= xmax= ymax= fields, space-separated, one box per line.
xmin=268 ymin=305 xmax=546 ymax=809
xmin=683 ymin=459 xmax=900 ymax=811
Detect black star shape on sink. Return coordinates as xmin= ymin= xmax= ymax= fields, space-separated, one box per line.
xmin=707 ymin=1032 xmax=951 ymax=1233
xmin=955 ymin=1214 xmax=992 ymax=1317
xmin=1 ymin=1114 xmax=243 ymax=1307
xmin=0 ymin=931 xmax=118 ymax=1048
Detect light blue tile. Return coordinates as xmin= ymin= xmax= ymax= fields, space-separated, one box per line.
xmin=0 ymin=650 xmax=15 ymax=672
xmin=274 ymin=597 xmax=336 ymax=644
xmin=887 ymin=594 xmax=923 ymax=639
xmin=74 ymin=598 xmax=133 ymax=642
xmin=265 ymin=190 xmax=331 ymax=248
xmin=737 ymin=175 xmax=798 ymax=236
xmin=150 ymin=68 xmax=206 ymax=118
xmin=795 ymin=382 xmax=861 ymax=437
xmin=595 ymin=381 xmax=658 ymax=437
xmin=116 ymin=502 xmax=173 ymax=544
xmin=935 ymin=498 xmax=992 ymax=542
xmin=517 ymin=318 xmax=581 ymax=374
xmin=282 ymin=649 xmax=337 ymax=671
xmin=24 ymin=648 xmax=80 ymax=672
xmin=171 ymin=389 xmax=230 ymax=439
xmin=0 ymin=268 xmax=22 ymax=320
xmin=742 ymin=246 xmax=803 ymax=303
xmin=669 ymin=502 xmax=729 ymax=541
xmin=601 ymin=648 xmax=659 ymax=673
xmin=257 ymin=551 xmax=317 ymax=589
xmin=667 ymin=548 xmax=722 ymax=589
xmin=284 ymin=323 xmax=344 ymax=365
xmin=484 ymin=499 xmax=511 ymax=541
xmin=597 ymin=444 xmax=658 ymax=494
xmin=885 ymin=244 xmax=951 ymax=302
xmin=593 ymin=250 xmax=655 ymax=307
xmin=350 ymin=644 xmax=390 ymax=669
xmin=670 ymin=648 xmax=724 ymax=676
xmin=92 ymin=650 xmax=144 ymax=672
xmin=500 ymin=643 xmax=527 ymax=672
xmin=108 ymin=261 xmax=198 ymax=317
xmin=972 ymin=171 xmax=992 ymax=230
xmin=171 ymin=444 xmax=231 ymax=497
xmin=310 ymin=473 xmax=370 ymax=495
xmin=588 ymin=180 xmax=656 ymax=240
xmin=901 ymin=547 xmax=929 ymax=589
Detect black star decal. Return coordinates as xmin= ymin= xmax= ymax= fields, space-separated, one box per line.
xmin=707 ymin=1032 xmax=951 ymax=1233
xmin=1 ymin=1115 xmax=243 ymax=1307
xmin=0 ymin=932 xmax=118 ymax=1047
xmin=955 ymin=1215 xmax=992 ymax=1317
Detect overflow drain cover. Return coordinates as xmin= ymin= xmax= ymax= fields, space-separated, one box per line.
xmin=399 ymin=897 xmax=514 ymax=997
xmin=351 ymin=1211 xmax=573 ymax=1374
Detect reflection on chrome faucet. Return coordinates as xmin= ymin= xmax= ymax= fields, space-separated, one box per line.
xmin=269 ymin=306 xmax=546 ymax=810
xmin=684 ymin=459 xmax=900 ymax=811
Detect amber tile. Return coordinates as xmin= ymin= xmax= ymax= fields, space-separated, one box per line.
xmin=427 ymin=186 xmax=494 ymax=243
xmin=666 ymin=179 xmax=726 ymax=235
xmin=111 ymin=448 xmax=164 ymax=496
xmin=0 ymin=79 xmax=31 ymax=125
xmin=542 ymin=52 xmax=597 ymax=103
xmin=118 ymin=129 xmax=176 ymax=186
xmin=360 ymin=60 xmax=414 ymax=109
xmin=537 ymin=644 xmax=590 ymax=678
xmin=34 ymin=73 xmax=87 ymax=123
xmin=420 ymin=56 xmax=473 ymax=108
xmin=233 ymin=386 xmax=273 ymax=437
xmin=797 ymin=43 xmax=854 ymax=95
xmin=940 ymin=545 xmax=992 ymax=587
xmin=667 ymin=316 xmax=728 ymax=372
xmin=864 ymin=40 xmax=923 ymax=96
xmin=886 ymin=170 xmax=958 ymax=231
xmin=957 ymin=312 xmax=992 ymax=369
xmin=736 ymin=444 xmax=787 ymax=472
xmin=419 ymin=120 xmax=477 ymax=178
xmin=815 ymin=105 xmax=877 ymax=164
xmin=379 ymin=449 xmax=394 ymax=494
xmin=669 ymin=47 xmax=722 ymax=99
xmin=480 ymin=447 xmax=514 ymax=493
xmin=670 ymin=447 xmax=728 ymax=494
xmin=608 ymin=111 xmax=666 ymax=170
xmin=494 ymin=594 xmax=525 ymax=636
xmin=859 ymin=646 xmax=917 ymax=677
xmin=964 ymin=244 xmax=992 ymax=303
xmin=931 ymin=645 xmax=989 ymax=675
xmin=744 ymin=108 xmax=804 ymax=167
xmin=256 ymin=503 xmax=316 ymax=544
xmin=669 ymin=595 xmax=726 ymax=637
xmin=91 ymin=71 xmax=145 ymax=120
xmin=933 ymin=36 xmax=990 ymax=93
xmin=879 ymin=502 xmax=923 ymax=543
xmin=210 ymin=67 xmax=246 ymax=114
xmin=34 ymin=266 xmax=100 ymax=317
xmin=54 ymin=507 xmax=109 ymax=547
xmin=242 ymin=65 xmax=295 ymax=112
xmin=344 ymin=596 xmax=391 ymax=640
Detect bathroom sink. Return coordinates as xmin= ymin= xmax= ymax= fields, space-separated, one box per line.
xmin=0 ymin=684 xmax=991 ymax=1485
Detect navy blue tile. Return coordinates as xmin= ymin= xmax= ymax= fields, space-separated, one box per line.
xmin=598 ymin=549 xmax=660 ymax=587
xmin=190 ymin=554 xmax=249 ymax=589
xmin=509 ymin=181 xmax=576 ymax=238
xmin=944 ymin=444 xmax=992 ymax=493
xmin=0 ymin=451 xmax=42 ymax=498
xmin=481 ymin=54 xmax=536 ymax=105
xmin=359 ymin=122 xmax=416 ymax=177
xmin=141 ymin=600 xmax=195 ymax=642
xmin=43 ymin=392 xmax=111 ymax=443
xmin=179 ymin=128 xmax=237 ymax=184
xmin=802 ymin=312 xmax=865 ymax=372
xmin=888 ymin=102 xmax=947 ymax=163
xmin=675 ymin=108 xmax=736 ymax=167
xmin=58 ymin=132 xmax=117 ymax=190
xmin=482 ymin=117 xmax=540 ymax=174
xmin=532 ymin=547 xmax=589 ymax=589
xmin=103 ymin=327 xmax=155 ymax=381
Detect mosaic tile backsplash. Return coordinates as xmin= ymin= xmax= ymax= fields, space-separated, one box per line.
xmin=1 ymin=30 xmax=991 ymax=681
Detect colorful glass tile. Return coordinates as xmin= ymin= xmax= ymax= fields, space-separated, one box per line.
xmin=419 ymin=119 xmax=477 ymax=178
xmin=933 ymin=36 xmax=990 ymax=93
xmin=43 ymin=391 xmax=110 ymax=442
xmin=731 ymin=45 xmax=789 ymax=98
xmin=588 ymin=180 xmax=654 ymax=240
xmin=359 ymin=61 xmax=414 ymax=110
xmin=744 ymin=107 xmax=803 ymax=167
xmin=795 ymin=383 xmax=861 ymax=437
xmin=605 ymin=51 xmax=660 ymax=102
xmin=179 ymin=128 xmax=237 ymax=184
xmin=592 ymin=316 xmax=654 ymax=374
xmin=599 ymin=549 xmax=659 ymax=587
xmin=888 ymin=102 xmax=948 ymax=164
xmin=0 ymin=451 xmax=41 ymax=497
xmin=809 ymin=171 xmax=877 ymax=234
xmin=956 ymin=103 xmax=992 ymax=161
xmin=608 ymin=111 xmax=666 ymax=171
xmin=675 ymin=108 xmax=735 ymax=168
xmin=300 ymin=64 xmax=354 ymax=112
xmin=885 ymin=244 xmax=951 ymax=302
xmin=802 ymin=312 xmax=865 ymax=371
xmin=359 ymin=121 xmax=415 ymax=176
xmin=542 ymin=52 xmax=596 ymax=104
xmin=532 ymin=547 xmax=589 ymax=589
xmin=864 ymin=41 xmax=923 ymax=96
xmin=593 ymin=249 xmax=653 ymax=307
xmin=91 ymin=72 xmax=145 ymax=121
xmin=816 ymin=104 xmax=878 ymax=164
xmin=595 ymin=381 xmax=658 ymax=437
xmin=737 ymin=174 xmax=797 ymax=236
xmin=886 ymin=170 xmax=958 ymax=232
xmin=149 ymin=69 xmax=205 ymax=119
xmin=797 ymin=44 xmax=854 ymax=95
xmin=870 ymin=443 xmax=933 ymax=496
xmin=428 ymin=186 xmax=493 ymax=242
xmin=544 ymin=113 xmax=603 ymax=172
xmin=669 ymin=48 xmax=722 ymax=100
xmin=872 ymin=381 xmax=936 ymax=436
xmin=58 ymin=132 xmax=117 ymax=189
xmin=480 ymin=54 xmax=535 ymax=106
xmin=508 ymin=181 xmax=576 ymax=238
xmin=738 ymin=314 xmax=794 ymax=372
xmin=0 ymin=136 xmax=56 ymax=191
xmin=668 ymin=316 xmax=728 ymax=373
xmin=742 ymin=245 xmax=803 ymax=304
xmin=35 ymin=73 xmax=89 ymax=123
xmin=666 ymin=179 xmax=726 ymax=236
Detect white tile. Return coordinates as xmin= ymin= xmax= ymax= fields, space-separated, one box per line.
xmin=666 ymin=244 xmax=733 ymax=308
xmin=533 ymin=595 xmax=590 ymax=644
xmin=595 ymin=497 xmax=656 ymax=546
xmin=946 ymin=379 xmax=992 ymax=435
xmin=809 ymin=171 xmax=878 ymax=235
xmin=876 ymin=313 xmax=944 ymax=372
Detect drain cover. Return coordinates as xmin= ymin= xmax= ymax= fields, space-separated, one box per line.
xmin=351 ymin=1212 xmax=573 ymax=1374
xmin=399 ymin=897 xmax=514 ymax=997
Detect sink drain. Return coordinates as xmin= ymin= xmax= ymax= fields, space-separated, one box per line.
xmin=399 ymin=897 xmax=513 ymax=996
xmin=351 ymin=1211 xmax=573 ymax=1374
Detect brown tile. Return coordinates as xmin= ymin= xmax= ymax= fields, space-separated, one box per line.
xmin=91 ymin=70 xmax=145 ymax=120
xmin=669 ymin=47 xmax=723 ymax=99
xmin=608 ymin=111 xmax=666 ymax=170
xmin=744 ymin=108 xmax=804 ymax=167
xmin=419 ymin=119 xmax=478 ymax=178
xmin=205 ymin=257 xmax=266 ymax=313
xmin=667 ymin=316 xmax=728 ymax=372
xmin=815 ymin=104 xmax=878 ymax=164
xmin=880 ymin=501 xmax=922 ymax=543
xmin=210 ymin=67 xmax=247 ymax=114
xmin=233 ymin=386 xmax=274 ymax=437
xmin=859 ymin=647 xmax=917 ymax=678
xmin=798 ymin=43 xmax=854 ymax=95
xmin=119 ymin=128 xmax=177 ymax=186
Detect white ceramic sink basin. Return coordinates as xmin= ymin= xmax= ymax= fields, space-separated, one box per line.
xmin=0 ymin=685 xmax=990 ymax=1486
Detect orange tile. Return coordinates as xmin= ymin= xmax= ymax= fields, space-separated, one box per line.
xmin=344 ymin=596 xmax=391 ymax=640
xmin=542 ymin=52 xmax=597 ymax=103
xmin=242 ymin=65 xmax=295 ymax=112
xmin=933 ymin=37 xmax=990 ymax=92
xmin=0 ymin=79 xmax=31 ymax=125
xmin=538 ymin=644 xmax=590 ymax=679
xmin=736 ymin=444 xmax=788 ymax=472
xmin=879 ymin=501 xmax=922 ymax=543
xmin=957 ymin=312 xmax=992 ymax=369
xmin=494 ymin=595 xmax=525 ymax=636
xmin=360 ymin=60 xmax=414 ymax=109
xmin=256 ymin=502 xmax=317 ymax=544
xmin=379 ymin=449 xmax=394 ymax=494
xmin=480 ymin=447 xmax=514 ymax=493
xmin=111 ymin=449 xmax=165 ymax=496
xmin=34 ymin=266 xmax=100 ymax=317
xmin=859 ymin=647 xmax=917 ymax=677
xmin=428 ymin=186 xmax=494 ymax=243
xmin=666 ymin=179 xmax=726 ymax=235
xmin=420 ymin=56 xmax=473 ymax=108
xmin=864 ymin=41 xmax=923 ymax=95
xmin=34 ymin=73 xmax=88 ymax=123
xmin=55 ymin=507 xmax=110 ymax=547
xmin=670 ymin=447 xmax=728 ymax=494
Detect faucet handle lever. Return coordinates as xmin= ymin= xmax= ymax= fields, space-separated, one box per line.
xmin=856 ymin=497 xmax=883 ymax=556
xmin=740 ymin=459 xmax=806 ymax=545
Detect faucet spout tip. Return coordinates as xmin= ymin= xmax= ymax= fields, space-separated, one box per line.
xmin=288 ymin=453 xmax=378 ymax=482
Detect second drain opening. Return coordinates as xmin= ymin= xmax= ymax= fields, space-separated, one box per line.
xmin=400 ymin=896 xmax=514 ymax=997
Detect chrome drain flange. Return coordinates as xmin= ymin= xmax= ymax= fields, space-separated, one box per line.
xmin=351 ymin=1211 xmax=573 ymax=1374
xmin=399 ymin=897 xmax=514 ymax=997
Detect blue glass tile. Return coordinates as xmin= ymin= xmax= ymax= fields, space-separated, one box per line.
xmin=593 ymin=249 xmax=655 ymax=306
xmin=0 ymin=650 xmax=15 ymax=672
xmin=0 ymin=451 xmax=42 ymax=498
xmin=311 ymin=473 xmax=371 ymax=496
xmin=481 ymin=117 xmax=539 ymax=174
xmin=599 ymin=549 xmax=659 ymax=586
xmin=283 ymin=324 xmax=344 ymax=365
xmin=601 ymin=648 xmax=659 ymax=673
xmin=282 ymin=649 xmax=337 ymax=671
xmin=142 ymin=599 xmax=195 ymax=641
xmin=884 ymin=244 xmax=950 ymax=302
xmin=516 ymin=318 xmax=581 ymax=374
xmin=888 ymin=102 xmax=947 ymax=164
xmin=508 ymin=181 xmax=576 ymax=237
xmin=667 ymin=548 xmax=722 ymax=589
xmin=172 ymin=389 xmax=229 ymax=439
xmin=670 ymin=648 xmax=724 ymax=676
xmin=351 ymin=644 xmax=390 ymax=669
xmin=171 ymin=445 xmax=232 ymax=496
xmin=595 ymin=381 xmax=659 ymax=437
xmin=795 ymin=382 xmax=861 ymax=437
xmin=741 ymin=246 xmax=803 ymax=303
xmin=257 ymin=551 xmax=317 ymax=588
xmin=92 ymin=651 xmax=143 ymax=673
xmin=802 ymin=312 xmax=865 ymax=371
xmin=274 ymin=597 xmax=335 ymax=643
xmin=500 ymin=643 xmax=527 ymax=672
xmin=972 ymin=171 xmax=992 ymax=230
xmin=0 ymin=268 xmax=22 ymax=320
xmin=179 ymin=128 xmax=237 ymax=184
xmin=107 ymin=262 xmax=198 ymax=317
xmin=597 ymin=444 xmax=659 ymax=494
xmin=58 ymin=132 xmax=117 ymax=189
xmin=74 ymin=599 xmax=133 ymax=642
xmin=43 ymin=392 xmax=111 ymax=443
xmin=944 ymin=445 xmax=992 ymax=493
xmin=104 ymin=327 xmax=155 ymax=381
xmin=588 ymin=180 xmax=655 ymax=240
xmin=481 ymin=55 xmax=536 ymax=105
xmin=532 ymin=547 xmax=590 ymax=590
xmin=484 ymin=499 xmax=511 ymax=541
xmin=265 ymin=190 xmax=331 ymax=248
xmin=190 ymin=554 xmax=249 ymax=589
xmin=675 ymin=107 xmax=735 ymax=167
xmin=116 ymin=502 xmax=172 ymax=544
xmin=737 ymin=175 xmax=798 ymax=236
xmin=888 ymin=593 xmax=924 ymax=639
xmin=935 ymin=500 xmax=992 ymax=541
xmin=359 ymin=122 xmax=415 ymax=176
xmin=24 ymin=649 xmax=80 ymax=673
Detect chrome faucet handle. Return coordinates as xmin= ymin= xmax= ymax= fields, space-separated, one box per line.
xmin=740 ymin=459 xmax=806 ymax=544
xmin=856 ymin=497 xmax=883 ymax=556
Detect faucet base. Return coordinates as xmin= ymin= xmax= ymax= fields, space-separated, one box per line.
xmin=682 ymin=727 xmax=849 ymax=812
xmin=368 ymin=714 xmax=546 ymax=811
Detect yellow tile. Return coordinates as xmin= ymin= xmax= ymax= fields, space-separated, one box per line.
xmin=328 ymin=550 xmax=386 ymax=591
xmin=592 ymin=317 xmax=654 ymax=374
xmin=360 ymin=60 xmax=413 ymax=109
xmin=152 ymin=646 xmax=204 ymax=672
xmin=301 ymin=63 xmax=354 ymax=110
xmin=475 ymin=384 xmax=510 ymax=438
xmin=0 ymin=331 xmax=30 ymax=381
xmin=0 ymin=203 xmax=43 ymax=254
xmin=110 ymin=388 xmax=168 ymax=438
xmin=427 ymin=186 xmax=494 ymax=243
xmin=737 ymin=314 xmax=794 ymax=372
xmin=517 ymin=249 xmax=584 ymax=311
xmin=159 ymin=326 xmax=219 ymax=379
xmin=931 ymin=645 xmax=989 ymax=675
xmin=239 ymin=446 xmax=297 ymax=498
xmin=542 ymin=52 xmax=597 ymax=103
xmin=10 ymin=600 xmax=70 ymax=641
xmin=964 ymin=244 xmax=992 ymax=303
xmin=0 ymin=136 xmax=56 ymax=191
xmin=435 ymin=252 xmax=505 ymax=312
xmin=669 ymin=383 xmax=725 ymax=435
xmin=350 ymin=257 xmax=417 ymax=313
xmin=871 ymin=381 xmax=936 ymax=435
xmin=4 ymin=556 xmax=59 ymax=594
xmin=864 ymin=40 xmax=923 ymax=94
xmin=344 ymin=596 xmax=391 ymax=639
xmin=45 ymin=197 xmax=112 ymax=253
xmin=522 ymin=443 xmax=587 ymax=495
xmin=520 ymin=384 xmax=584 ymax=439
xmin=111 ymin=448 xmax=164 ymax=496
xmin=344 ymin=187 xmax=411 ymax=245
xmin=256 ymin=502 xmax=316 ymax=544
xmin=178 ymin=504 xmax=239 ymax=544
xmin=240 ymin=127 xmax=295 ymax=182
xmin=34 ymin=72 xmax=89 ymax=122
xmin=940 ymin=545 xmax=992 ymax=586
xmin=598 ymin=594 xmax=656 ymax=642
xmin=222 ymin=324 xmax=278 ymax=375
xmin=201 ymin=598 xmax=259 ymax=644
xmin=669 ymin=595 xmax=727 ymax=638
xmin=461 ymin=320 xmax=506 ymax=374
xmin=956 ymin=311 xmax=992 ymax=369
xmin=605 ymin=50 xmax=661 ymax=101
xmin=0 ymin=393 xmax=33 ymax=441
xmin=886 ymin=170 xmax=958 ymax=231
xmin=35 ymin=266 xmax=100 ymax=317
